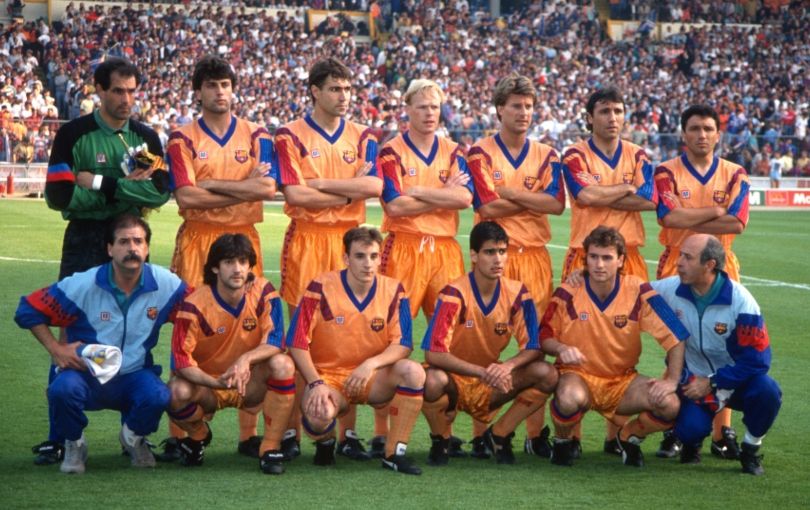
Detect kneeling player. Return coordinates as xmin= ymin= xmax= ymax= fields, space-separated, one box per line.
xmin=541 ymin=226 xmax=688 ymax=467
xmin=168 ymin=234 xmax=294 ymax=474
xmin=288 ymin=227 xmax=425 ymax=475
xmin=421 ymin=222 xmax=558 ymax=465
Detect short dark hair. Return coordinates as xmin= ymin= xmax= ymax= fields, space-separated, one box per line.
xmin=94 ymin=57 xmax=140 ymax=90
xmin=203 ymin=234 xmax=257 ymax=286
xmin=583 ymin=225 xmax=626 ymax=261
xmin=470 ymin=221 xmax=509 ymax=252
xmin=585 ymin=87 xmax=624 ymax=132
xmin=343 ymin=226 xmax=383 ymax=254
xmin=680 ymin=104 xmax=721 ymax=132
xmin=192 ymin=55 xmax=237 ymax=91
xmin=699 ymin=236 xmax=726 ymax=272
xmin=105 ymin=214 xmax=151 ymax=246
xmin=308 ymin=58 xmax=352 ymax=100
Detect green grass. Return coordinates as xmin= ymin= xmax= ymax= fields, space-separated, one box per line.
xmin=0 ymin=198 xmax=809 ymax=509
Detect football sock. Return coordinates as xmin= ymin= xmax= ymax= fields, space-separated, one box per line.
xmin=260 ymin=377 xmax=296 ymax=452
xmin=338 ymin=405 xmax=357 ymax=441
xmin=169 ymin=403 xmax=208 ymax=441
xmin=712 ymin=408 xmax=732 ymax=440
xmin=239 ymin=407 xmax=260 ymax=442
xmin=385 ymin=386 xmax=424 ymax=457
xmin=373 ymin=404 xmax=390 ymax=437
xmin=621 ymin=411 xmax=672 ymax=441
xmin=422 ymin=394 xmax=451 ymax=437
xmin=492 ymin=388 xmax=547 ymax=437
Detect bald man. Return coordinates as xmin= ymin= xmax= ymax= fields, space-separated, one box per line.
xmin=650 ymin=234 xmax=781 ymax=476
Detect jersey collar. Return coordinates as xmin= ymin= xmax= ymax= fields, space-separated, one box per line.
xmin=305 ymin=114 xmax=345 ymax=145
xmin=198 ymin=116 xmax=237 ymax=147
xmin=341 ymin=269 xmax=377 ymax=312
xmin=211 ymin=283 xmax=246 ymax=318
xmin=403 ymin=131 xmax=438 ymax=166
xmin=585 ymin=273 xmax=621 ymax=312
xmin=494 ymin=133 xmax=529 ymax=169
xmin=93 ymin=109 xmax=130 ymax=135
xmin=588 ymin=138 xmax=622 ymax=169
xmin=469 ymin=272 xmax=500 ymax=316
xmin=680 ymin=153 xmax=719 ymax=185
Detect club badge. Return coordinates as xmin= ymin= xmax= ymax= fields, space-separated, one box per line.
xmin=614 ymin=314 xmax=628 ymax=328
xmin=243 ymin=318 xmax=257 ymax=331
xmin=234 ymin=149 xmax=248 ymax=164
xmin=494 ymin=322 xmax=508 ymax=336
xmin=146 ymin=307 xmax=158 ymax=320
xmin=370 ymin=317 xmax=384 ymax=332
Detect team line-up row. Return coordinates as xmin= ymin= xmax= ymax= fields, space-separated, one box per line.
xmin=19 ymin=55 xmax=777 ymax=476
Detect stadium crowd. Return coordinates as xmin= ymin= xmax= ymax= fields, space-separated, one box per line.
xmin=0 ymin=0 xmax=808 ymax=175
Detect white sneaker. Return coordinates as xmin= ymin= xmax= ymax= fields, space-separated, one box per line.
xmin=119 ymin=428 xmax=156 ymax=468
xmin=60 ymin=438 xmax=87 ymax=474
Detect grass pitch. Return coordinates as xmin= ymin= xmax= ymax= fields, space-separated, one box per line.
xmin=0 ymin=198 xmax=808 ymax=509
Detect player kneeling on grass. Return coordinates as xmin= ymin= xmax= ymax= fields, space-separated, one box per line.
xmin=14 ymin=215 xmax=189 ymax=474
xmin=421 ymin=221 xmax=558 ymax=465
xmin=540 ymin=226 xmax=688 ymax=467
xmin=287 ymin=227 xmax=424 ymax=475
xmin=167 ymin=234 xmax=295 ymax=475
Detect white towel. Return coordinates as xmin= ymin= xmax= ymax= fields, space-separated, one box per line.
xmin=56 ymin=344 xmax=123 ymax=384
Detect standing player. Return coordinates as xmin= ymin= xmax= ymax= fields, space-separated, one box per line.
xmin=421 ymin=222 xmax=558 ymax=466
xmin=274 ymin=58 xmax=382 ymax=460
xmin=654 ymin=104 xmax=750 ymax=459
xmin=541 ymin=226 xmax=687 ymax=467
xmin=376 ymin=78 xmax=473 ymax=456
xmin=287 ymin=227 xmax=424 ymax=475
xmin=654 ymin=235 xmax=780 ymax=475
xmin=15 ymin=215 xmax=188 ymax=474
xmin=168 ymin=234 xmax=294 ymax=474
xmin=35 ymin=57 xmax=170 ymax=465
xmin=560 ymin=87 xmax=657 ymax=452
xmin=468 ymin=74 xmax=565 ymax=457
xmin=163 ymin=55 xmax=278 ymax=460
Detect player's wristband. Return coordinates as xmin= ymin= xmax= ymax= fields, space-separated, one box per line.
xmin=91 ymin=174 xmax=104 ymax=190
xmin=308 ymin=379 xmax=325 ymax=390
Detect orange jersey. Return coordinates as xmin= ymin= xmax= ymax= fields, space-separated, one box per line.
xmin=379 ymin=132 xmax=473 ymax=237
xmin=167 ymin=116 xmax=276 ymax=226
xmin=562 ymin=139 xmax=657 ymax=247
xmin=287 ymin=270 xmax=412 ymax=371
xmin=468 ymin=134 xmax=565 ymax=248
xmin=540 ymin=275 xmax=688 ymax=378
xmin=275 ymin=116 xmax=379 ymax=225
xmin=422 ymin=273 xmax=540 ymax=368
xmin=655 ymin=154 xmax=750 ymax=251
xmin=171 ymin=277 xmax=284 ymax=377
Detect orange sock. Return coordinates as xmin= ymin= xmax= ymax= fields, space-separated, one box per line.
xmin=385 ymin=386 xmax=424 ymax=457
xmin=374 ymin=404 xmax=390 ymax=437
xmin=169 ymin=419 xmax=187 ymax=439
xmin=712 ymin=408 xmax=732 ymax=440
xmin=259 ymin=377 xmax=296 ymax=453
xmin=525 ymin=401 xmax=548 ymax=438
xmin=239 ymin=407 xmax=260 ymax=442
xmin=168 ymin=403 xmax=208 ymax=441
xmin=492 ymin=388 xmax=547 ymax=437
xmin=620 ymin=411 xmax=672 ymax=441
xmin=422 ymin=394 xmax=450 ymax=437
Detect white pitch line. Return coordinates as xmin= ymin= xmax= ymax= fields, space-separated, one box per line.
xmin=0 ymin=255 xmax=59 ymax=264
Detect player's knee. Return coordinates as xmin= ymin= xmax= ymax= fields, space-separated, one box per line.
xmin=47 ymin=371 xmax=85 ymax=404
xmin=394 ymin=359 xmax=426 ymax=388
xmin=267 ymin=353 xmax=295 ymax=379
xmin=424 ymin=369 xmax=449 ymax=401
xmin=655 ymin=393 xmax=680 ymax=420
xmin=168 ymin=378 xmax=195 ymax=408
xmin=528 ymin=361 xmax=558 ymax=391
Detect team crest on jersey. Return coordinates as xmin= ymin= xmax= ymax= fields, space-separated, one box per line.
xmin=234 ymin=149 xmax=249 ymax=164
xmin=714 ymin=322 xmax=728 ymax=335
xmin=336 ymin=315 xmax=345 ymax=325
xmin=100 ymin=311 xmax=111 ymax=321
xmin=198 ymin=151 xmax=208 ymax=160
xmin=493 ymin=170 xmax=503 ymax=181
xmin=681 ymin=189 xmax=691 ymax=199
xmin=243 ymin=318 xmax=257 ymax=331
xmin=623 ymin=172 xmax=634 ymax=184
xmin=217 ymin=326 xmax=226 ymax=334
xmin=311 ymin=149 xmax=321 ymax=158
xmin=343 ymin=150 xmax=356 ymax=164
xmin=370 ymin=317 xmax=384 ymax=332
xmin=494 ymin=322 xmax=508 ymax=336
xmin=614 ymin=314 xmax=628 ymax=328
xmin=713 ymin=190 xmax=728 ymax=204
xmin=465 ymin=319 xmax=474 ymax=328
xmin=438 ymin=169 xmax=450 ymax=183
xmin=579 ymin=312 xmax=589 ymax=321
xmin=523 ymin=176 xmax=537 ymax=189
xmin=408 ymin=167 xmax=417 ymax=176
xmin=96 ymin=152 xmax=107 ymax=164
xmin=146 ymin=307 xmax=158 ymax=320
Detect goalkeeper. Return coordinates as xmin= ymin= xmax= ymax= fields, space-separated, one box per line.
xmin=32 ymin=57 xmax=171 ymax=466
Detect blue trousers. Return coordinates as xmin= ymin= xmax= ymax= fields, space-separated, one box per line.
xmin=674 ymin=374 xmax=781 ymax=447
xmin=47 ymin=367 xmax=169 ymax=441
